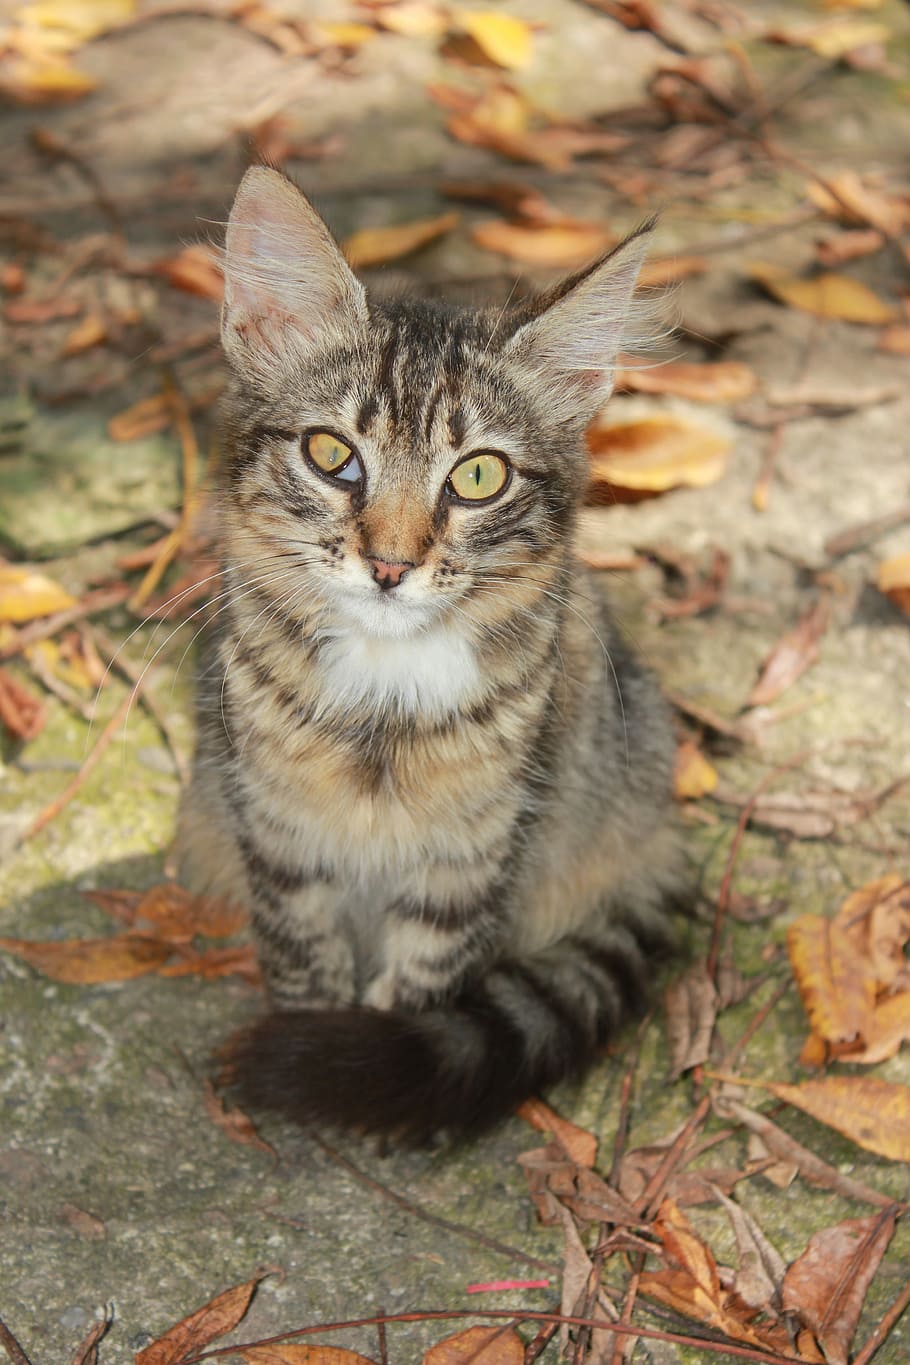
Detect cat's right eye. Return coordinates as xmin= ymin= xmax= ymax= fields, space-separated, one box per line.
xmin=305 ymin=430 xmax=363 ymax=485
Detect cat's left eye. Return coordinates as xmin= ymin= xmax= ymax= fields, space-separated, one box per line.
xmin=305 ymin=430 xmax=363 ymax=484
xmin=447 ymin=452 xmax=510 ymax=504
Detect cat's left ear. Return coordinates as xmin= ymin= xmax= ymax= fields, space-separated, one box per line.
xmin=221 ymin=166 xmax=368 ymax=377
xmin=502 ymin=223 xmax=654 ymax=421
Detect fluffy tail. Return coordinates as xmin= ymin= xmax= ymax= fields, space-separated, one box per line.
xmin=222 ymin=918 xmax=673 ymax=1142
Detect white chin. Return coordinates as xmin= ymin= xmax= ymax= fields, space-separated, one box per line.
xmin=343 ymin=592 xmax=438 ymax=640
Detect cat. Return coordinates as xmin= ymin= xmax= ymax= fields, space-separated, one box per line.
xmin=176 ymin=165 xmax=682 ymax=1140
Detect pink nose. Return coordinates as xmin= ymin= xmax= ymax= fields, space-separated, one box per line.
xmin=369 ymin=558 xmax=412 ymax=590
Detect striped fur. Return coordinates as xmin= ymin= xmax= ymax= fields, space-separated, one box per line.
xmin=177 ymin=167 xmax=682 ymax=1138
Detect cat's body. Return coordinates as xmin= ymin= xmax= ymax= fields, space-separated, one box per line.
xmin=177 ymin=167 xmax=681 ymax=1138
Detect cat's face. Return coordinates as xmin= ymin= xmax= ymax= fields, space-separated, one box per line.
xmin=219 ymin=169 xmax=650 ymax=643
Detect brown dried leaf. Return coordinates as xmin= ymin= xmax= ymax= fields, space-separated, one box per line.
xmin=877 ymin=553 xmax=910 ymax=614
xmin=158 ymin=945 xmax=260 ymax=984
xmin=60 ymin=1201 xmax=106 ymax=1239
xmin=472 ymin=218 xmax=613 ymax=267
xmin=125 ymin=883 xmax=248 ymax=943
xmin=203 ymin=1079 xmax=277 ymax=1160
xmin=108 ymin=393 xmax=171 ymax=442
xmin=0 ymin=934 xmax=171 ymax=984
xmin=637 ymin=255 xmax=707 ymax=288
xmin=451 ymin=10 xmax=533 ymax=69
xmin=0 ymin=567 xmax=77 ymax=624
xmin=713 ymin=1188 xmax=785 ymax=1311
xmin=807 ymin=173 xmax=910 ymax=235
xmin=750 ymin=263 xmax=897 ymax=324
xmin=0 ymin=667 xmax=47 ymax=740
xmin=747 ymin=597 xmax=830 ymax=707
xmin=853 ymin=992 xmax=910 ymax=1064
xmin=423 ymin=1326 xmax=524 ymax=1365
xmin=137 ymin=1277 xmax=264 ymax=1365
xmin=815 ymin=228 xmax=885 ymax=267
xmin=587 ymin=416 xmax=731 ymax=495
xmin=71 ymin=1310 xmax=112 ymax=1365
xmin=878 ymin=323 xmax=910 ymax=355
xmin=837 ymin=875 xmax=910 ymax=987
xmin=441 ymin=179 xmax=565 ymax=223
xmin=673 ymin=740 xmax=718 ymax=800
xmin=769 ymin=1076 xmax=910 ymax=1161
xmin=617 ymin=360 xmax=756 ymax=403
xmin=244 ymin=1348 xmax=377 ymax=1365
xmin=61 ymin=312 xmax=107 ymax=355
xmin=516 ymin=1097 xmax=597 ymax=1167
xmin=4 ymin=293 xmax=83 ymax=324
xmin=153 ymin=245 xmax=224 ymax=301
xmin=343 ymin=212 xmax=458 ymax=269
xmin=787 ymin=913 xmax=875 ymax=1045
xmin=765 ymin=18 xmax=890 ymax=59
xmin=664 ymin=961 xmax=719 ymax=1077
xmin=782 ymin=1209 xmax=897 ymax=1365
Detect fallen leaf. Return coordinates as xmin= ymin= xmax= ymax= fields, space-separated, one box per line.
xmin=0 ymin=58 xmax=97 ymax=103
xmin=877 ymin=553 xmax=910 ymax=614
xmin=673 ymin=740 xmax=718 ymax=800
xmin=203 ymin=1079 xmax=277 ymax=1159
xmin=244 ymin=1349 xmax=377 ymax=1365
xmin=0 ymin=566 xmax=77 ymax=623
xmin=137 ymin=1277 xmax=265 ymax=1365
xmin=423 ymin=1327 xmax=524 ymax=1365
xmin=0 ymin=934 xmax=171 ymax=984
xmin=450 ymin=10 xmax=533 ymax=69
xmin=70 ymin=1310 xmax=113 ymax=1365
xmin=343 ymin=212 xmax=458 ymax=269
xmin=747 ymin=597 xmax=829 ymax=707
xmin=433 ymin=83 xmax=571 ymax=171
xmin=107 ymin=882 xmax=248 ymax=942
xmin=782 ymin=1209 xmax=897 ymax=1365
xmin=806 ymin=171 xmax=910 ymax=236
xmin=664 ymin=962 xmax=719 ymax=1077
xmin=310 ymin=20 xmax=376 ymax=48
xmin=750 ymin=263 xmax=897 ymax=324
xmin=637 ymin=255 xmax=707 ymax=288
xmin=586 ymin=415 xmax=731 ymax=495
xmin=372 ymin=2 xmax=447 ymax=38
xmin=107 ymin=393 xmax=171 ymax=442
xmin=878 ymin=323 xmax=910 ymax=355
xmin=769 ymin=1076 xmax=910 ymax=1161
xmin=712 ymin=780 xmax=904 ymax=840
xmin=4 ymin=294 xmax=83 ymax=323
xmin=617 ymin=360 xmax=756 ymax=402
xmin=61 ymin=312 xmax=107 ymax=355
xmin=0 ymin=667 xmax=47 ymax=740
xmin=158 ymin=944 xmax=261 ymax=984
xmin=516 ymin=1097 xmax=598 ymax=1167
xmin=441 ymin=178 xmax=563 ymax=223
xmin=713 ymin=1189 xmax=785 ymax=1311
xmin=837 ymin=875 xmax=910 ymax=985
xmin=17 ymin=0 xmax=136 ymax=46
xmin=60 ymin=1201 xmax=106 ymax=1239
xmin=472 ymin=218 xmax=613 ymax=267
xmin=815 ymin=227 xmax=885 ymax=266
xmin=153 ymin=245 xmax=224 ymax=300
xmin=765 ymin=18 xmax=890 ymax=59
xmin=787 ymin=914 xmax=875 ymax=1046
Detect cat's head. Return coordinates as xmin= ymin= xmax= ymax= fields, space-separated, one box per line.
xmin=218 ymin=166 xmax=651 ymax=643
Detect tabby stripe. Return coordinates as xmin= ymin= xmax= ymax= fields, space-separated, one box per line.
xmin=239 ymin=834 xmax=326 ymax=895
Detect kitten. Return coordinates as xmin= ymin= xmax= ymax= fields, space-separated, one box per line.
xmin=177 ymin=165 xmax=682 ymax=1140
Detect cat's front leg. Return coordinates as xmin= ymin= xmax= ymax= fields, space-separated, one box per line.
xmin=246 ymin=874 xmax=356 ymax=1011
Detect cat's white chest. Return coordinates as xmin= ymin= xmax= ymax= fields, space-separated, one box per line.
xmin=316 ymin=623 xmax=481 ymax=717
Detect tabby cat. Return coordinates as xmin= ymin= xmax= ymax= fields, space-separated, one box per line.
xmin=177 ymin=166 xmax=681 ymax=1140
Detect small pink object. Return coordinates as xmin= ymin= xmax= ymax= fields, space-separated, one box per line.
xmin=465 ymin=1279 xmax=551 ymax=1294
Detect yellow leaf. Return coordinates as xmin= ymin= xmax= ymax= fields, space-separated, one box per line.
xmin=787 ymin=914 xmax=876 ymax=1045
xmin=21 ymin=0 xmax=135 ymax=45
xmin=0 ymin=566 xmax=77 ymax=623
xmin=342 ymin=212 xmax=458 ymax=268
xmin=766 ymin=18 xmax=889 ymax=58
xmin=375 ymin=2 xmax=446 ymax=37
xmin=472 ymin=218 xmax=612 ymax=267
xmin=617 ymin=360 xmax=756 ymax=403
xmin=750 ymin=263 xmax=897 ymax=323
xmin=423 ymin=1326 xmax=524 ymax=1365
xmin=586 ymin=416 xmax=731 ymax=493
xmin=310 ymin=21 xmax=376 ymax=48
xmin=452 ymin=10 xmax=533 ymax=69
xmin=769 ymin=1076 xmax=910 ymax=1161
xmin=61 ymin=312 xmax=107 ymax=355
xmin=0 ymin=57 xmax=97 ymax=102
xmin=806 ymin=170 xmax=910 ymax=235
xmin=877 ymin=554 xmax=910 ymax=614
xmin=0 ymin=934 xmax=171 ymax=984
xmin=673 ymin=740 xmax=718 ymax=800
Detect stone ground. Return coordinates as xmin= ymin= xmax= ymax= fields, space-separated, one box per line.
xmin=2 ymin=1 xmax=910 ymax=1361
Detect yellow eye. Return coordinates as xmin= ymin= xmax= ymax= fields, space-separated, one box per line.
xmin=306 ymin=431 xmax=359 ymax=480
xmin=447 ymin=453 xmax=510 ymax=502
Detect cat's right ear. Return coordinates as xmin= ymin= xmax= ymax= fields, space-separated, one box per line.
xmin=221 ymin=166 xmax=367 ymax=376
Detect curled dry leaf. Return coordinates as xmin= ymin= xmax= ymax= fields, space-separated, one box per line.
xmin=765 ymin=18 xmax=890 ymax=59
xmin=806 ymin=172 xmax=910 ymax=236
xmin=516 ymin=1096 xmax=598 ymax=1167
xmin=750 ymin=263 xmax=897 ymax=324
xmin=815 ymin=228 xmax=885 ymax=267
xmin=5 ymin=294 xmax=82 ymax=324
xmin=787 ymin=914 xmax=875 ymax=1046
xmin=423 ymin=1327 xmax=524 ymax=1365
xmin=664 ymin=961 xmax=719 ymax=1078
xmin=637 ymin=255 xmax=706 ymax=288
xmin=158 ymin=944 xmax=261 ymax=984
xmin=586 ymin=415 xmax=731 ymax=496
xmin=878 ymin=324 xmax=910 ymax=355
xmin=203 ymin=1079 xmax=277 ymax=1160
xmin=471 ymin=218 xmax=613 ymax=267
xmin=61 ymin=313 xmax=107 ymax=355
xmin=153 ymin=245 xmax=225 ymax=301
xmin=747 ymin=596 xmax=829 ymax=707
xmin=137 ymin=1276 xmax=264 ymax=1365
xmin=617 ymin=359 xmax=756 ymax=403
xmin=243 ymin=1348 xmax=377 ymax=1365
xmin=769 ymin=1076 xmax=910 ymax=1162
xmin=0 ymin=567 xmax=77 ymax=623
xmin=782 ymin=1209 xmax=897 ymax=1365
xmin=673 ymin=739 xmax=718 ymax=800
xmin=877 ymin=553 xmax=910 ymax=614
xmin=451 ymin=9 xmax=533 ymax=69
xmin=0 ymin=934 xmax=171 ymax=984
xmin=0 ymin=667 xmax=48 ymax=740
xmin=343 ymin=212 xmax=459 ymax=269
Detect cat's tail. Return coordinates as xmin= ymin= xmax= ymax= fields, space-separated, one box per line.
xmin=221 ymin=911 xmax=676 ymax=1141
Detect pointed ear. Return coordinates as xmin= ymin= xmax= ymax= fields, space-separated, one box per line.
xmin=221 ymin=166 xmax=368 ymax=376
xmin=502 ymin=223 xmax=654 ymax=422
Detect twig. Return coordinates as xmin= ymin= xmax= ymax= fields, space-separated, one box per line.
xmin=853 ymin=1274 xmax=910 ymax=1365
xmin=635 ymin=1094 xmax=712 ymax=1220
xmin=751 ymin=420 xmax=785 ymax=513
xmin=523 ymin=1320 xmax=559 ymax=1364
xmin=824 ymin=501 xmax=910 ymax=559
xmin=375 ymin=1309 xmax=388 ymax=1365
xmin=24 ymin=643 xmax=95 ymax=722
xmin=0 ymin=1318 xmax=32 ymax=1365
xmin=310 ymin=1135 xmax=558 ymax=1273
xmin=129 ymin=375 xmax=201 ymax=611
xmin=16 ymin=687 xmax=134 ymax=846
xmin=181 ymin=1305 xmax=813 ymax=1365
xmin=608 ymin=1011 xmax=652 ymax=1190
xmin=723 ymin=977 xmax=791 ymax=1071
xmin=0 ymin=585 xmax=131 ymax=661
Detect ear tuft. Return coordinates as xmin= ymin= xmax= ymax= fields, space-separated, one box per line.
xmin=221 ymin=166 xmax=367 ymax=376
xmin=504 ymin=223 xmax=657 ymax=421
